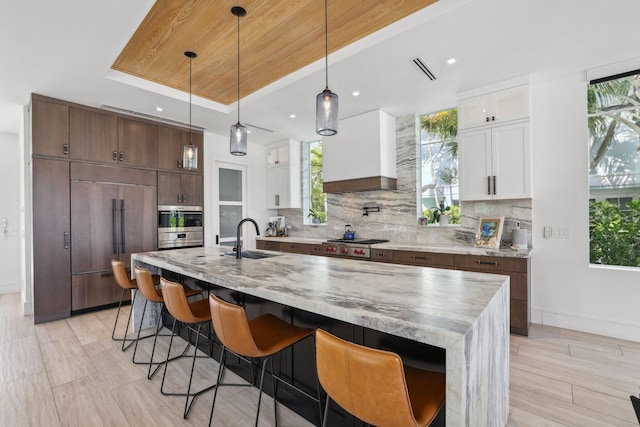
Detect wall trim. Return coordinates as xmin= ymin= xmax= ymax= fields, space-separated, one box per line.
xmin=531 ymin=305 xmax=640 ymax=342
xmin=0 ymin=282 xmax=19 ymax=295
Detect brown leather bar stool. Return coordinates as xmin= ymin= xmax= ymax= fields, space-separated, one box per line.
xmin=160 ymin=278 xmax=216 ymax=419
xmin=315 ymin=329 xmax=446 ymax=427
xmin=208 ymin=293 xmax=322 ymax=427
xmin=110 ymin=259 xmax=160 ymax=351
xmin=132 ymin=266 xmax=202 ymax=378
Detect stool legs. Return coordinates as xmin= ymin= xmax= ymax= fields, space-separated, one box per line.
xmin=160 ymin=318 xmax=216 ymax=419
xmin=111 ymin=288 xmax=138 ymax=351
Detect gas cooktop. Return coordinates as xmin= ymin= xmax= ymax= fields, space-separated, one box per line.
xmin=325 ymin=238 xmax=389 ymax=245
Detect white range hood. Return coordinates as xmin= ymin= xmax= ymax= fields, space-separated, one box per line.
xmin=323 ymin=109 xmax=397 ymax=193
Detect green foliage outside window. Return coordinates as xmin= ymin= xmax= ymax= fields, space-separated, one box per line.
xmin=308 ymin=142 xmax=327 ymax=224
xmin=589 ymin=200 xmax=640 ymax=267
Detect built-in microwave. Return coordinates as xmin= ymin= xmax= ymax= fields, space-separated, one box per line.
xmin=158 ymin=205 xmax=203 ymax=249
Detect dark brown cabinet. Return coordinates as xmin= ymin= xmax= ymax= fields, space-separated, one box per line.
xmin=370 ymin=248 xmax=394 ymax=263
xmin=70 ymin=164 xmax=157 ymax=311
xmin=32 ymin=159 xmax=71 ymax=322
xmin=158 ymin=126 xmax=203 ymax=172
xmin=158 ymin=171 xmax=203 ymax=205
xmin=454 ymin=254 xmax=530 ymax=336
xmin=117 ymin=118 xmax=158 ymax=168
xmin=32 ymin=97 xmax=69 ymax=158
xmin=69 ymin=107 xmax=118 ymax=163
xmin=256 ymin=239 xmax=281 ymax=251
xmin=279 ymin=242 xmax=310 ymax=254
xmin=392 ymin=250 xmax=455 ymax=268
xmin=31 ymin=94 xmax=204 ymax=321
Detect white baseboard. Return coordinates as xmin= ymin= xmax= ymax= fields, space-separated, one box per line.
xmin=0 ymin=282 xmax=19 ymax=295
xmin=531 ymin=306 xmax=640 ymax=342
xmin=22 ymin=301 xmax=32 ymax=315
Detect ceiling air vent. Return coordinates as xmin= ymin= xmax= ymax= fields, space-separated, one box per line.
xmin=246 ymin=123 xmax=274 ymax=133
xmin=100 ymin=104 xmax=204 ymax=130
xmin=411 ymin=57 xmax=436 ymax=81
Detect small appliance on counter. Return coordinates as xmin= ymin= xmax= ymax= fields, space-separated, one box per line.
xmin=511 ymin=222 xmax=528 ymax=250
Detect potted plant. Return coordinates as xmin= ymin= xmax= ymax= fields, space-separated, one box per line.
xmin=430 ymin=202 xmax=450 ymax=226
xmin=308 ymin=209 xmax=324 ymax=224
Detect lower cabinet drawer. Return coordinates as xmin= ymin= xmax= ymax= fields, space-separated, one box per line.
xmin=455 ymin=255 xmax=527 ymax=273
xmin=280 ymin=242 xmax=310 ymax=254
xmin=370 ymin=249 xmax=394 ymax=263
xmin=308 ymin=244 xmax=324 ymax=256
xmin=256 ymin=240 xmax=281 ymax=251
xmin=393 ymin=251 xmax=455 ymax=267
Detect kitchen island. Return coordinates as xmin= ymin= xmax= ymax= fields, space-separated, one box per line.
xmin=132 ymin=246 xmax=509 ymax=426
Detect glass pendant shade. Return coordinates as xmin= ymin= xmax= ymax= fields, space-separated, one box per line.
xmin=183 ymin=144 xmax=198 ymax=169
xmin=230 ymin=122 xmax=248 ymax=156
xmin=316 ymin=88 xmax=339 ymax=136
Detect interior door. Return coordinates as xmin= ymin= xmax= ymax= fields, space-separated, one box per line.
xmin=215 ymin=163 xmax=246 ymax=248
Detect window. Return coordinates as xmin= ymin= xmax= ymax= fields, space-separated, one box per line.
xmin=419 ymin=108 xmax=460 ymax=225
xmin=588 ymin=70 xmax=640 ymax=267
xmin=303 ymin=140 xmax=327 ymax=225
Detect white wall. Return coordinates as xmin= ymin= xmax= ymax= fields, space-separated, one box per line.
xmin=531 ymin=72 xmax=640 ymax=341
xmin=0 ymin=131 xmax=21 ymax=294
xmin=203 ymin=132 xmax=272 ymax=250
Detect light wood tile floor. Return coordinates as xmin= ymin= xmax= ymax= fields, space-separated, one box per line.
xmin=1 ymin=292 xmax=639 ymax=426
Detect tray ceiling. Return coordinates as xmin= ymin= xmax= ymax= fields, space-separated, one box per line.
xmin=112 ymin=0 xmax=438 ymax=106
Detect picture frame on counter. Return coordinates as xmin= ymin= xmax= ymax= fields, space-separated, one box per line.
xmin=475 ymin=216 xmax=504 ymax=249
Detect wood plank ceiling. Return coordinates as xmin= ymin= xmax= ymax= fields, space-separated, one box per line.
xmin=112 ymin=0 xmax=438 ymax=106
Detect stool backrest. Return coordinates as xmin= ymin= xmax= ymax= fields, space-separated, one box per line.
xmin=160 ymin=278 xmax=197 ymax=323
xmin=208 ymin=294 xmax=260 ymax=357
xmin=315 ymin=329 xmax=418 ymax=427
xmin=133 ymin=266 xmax=162 ymax=303
xmin=111 ymin=259 xmax=135 ymax=290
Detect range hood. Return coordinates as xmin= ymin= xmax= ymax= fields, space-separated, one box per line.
xmin=323 ymin=110 xmax=397 ymax=193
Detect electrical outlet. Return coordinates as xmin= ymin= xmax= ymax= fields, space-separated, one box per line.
xmin=551 ymin=227 xmax=570 ymax=238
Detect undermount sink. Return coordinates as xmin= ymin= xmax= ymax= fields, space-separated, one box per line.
xmin=224 ymin=250 xmax=280 ymax=260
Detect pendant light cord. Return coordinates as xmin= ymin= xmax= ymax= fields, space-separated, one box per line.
xmin=189 ymin=55 xmax=192 ymax=139
xmin=324 ymin=0 xmax=329 ymax=90
xmin=237 ymin=12 xmax=241 ymax=124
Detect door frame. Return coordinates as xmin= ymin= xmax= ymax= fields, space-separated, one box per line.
xmin=211 ymin=161 xmax=247 ymax=247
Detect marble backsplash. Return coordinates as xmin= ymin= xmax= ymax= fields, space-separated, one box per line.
xmin=278 ymin=114 xmax=533 ymax=249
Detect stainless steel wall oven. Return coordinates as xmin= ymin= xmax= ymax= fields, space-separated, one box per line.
xmin=158 ymin=205 xmax=203 ymax=249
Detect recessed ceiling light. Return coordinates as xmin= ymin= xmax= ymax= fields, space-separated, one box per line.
xmin=289 ymin=114 xmax=296 ymax=118
xmin=156 ymin=106 xmax=164 ymax=112
xmin=446 ymin=57 xmax=456 ymax=65
xmin=352 ymin=91 xmax=360 ymax=97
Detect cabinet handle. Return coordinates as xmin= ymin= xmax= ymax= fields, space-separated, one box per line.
xmin=177 ymin=159 xmax=183 ymax=169
xmin=486 ymin=117 xmax=490 ymax=122
xmin=275 ymin=195 xmax=280 ymax=206
xmin=487 ymin=176 xmax=491 ymax=195
xmin=113 ymin=151 xmax=118 ymax=161
xmin=492 ymin=176 xmax=496 ymax=195
xmin=63 ymin=232 xmax=70 ymax=249
xmin=120 ymin=199 xmax=126 ymax=254
xmin=377 ymin=253 xmax=387 ymax=257
xmin=413 ymin=255 xmax=429 ymax=260
xmin=119 ymin=152 xmax=124 ymax=162
xmin=477 ymin=260 xmax=499 ymax=266
xmin=63 ymin=144 xmax=69 ymax=155
xmin=112 ymin=199 xmax=118 ymax=254
xmin=491 ymin=116 xmax=495 ymax=121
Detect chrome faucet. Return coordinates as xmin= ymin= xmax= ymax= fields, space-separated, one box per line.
xmin=236 ymin=218 xmax=260 ymax=259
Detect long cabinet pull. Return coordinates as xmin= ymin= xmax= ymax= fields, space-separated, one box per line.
xmin=487 ymin=176 xmax=491 ymax=195
xmin=275 ymin=194 xmax=280 ymax=206
xmin=112 ymin=199 xmax=118 ymax=254
xmin=477 ymin=260 xmax=499 ymax=266
xmin=492 ymin=176 xmax=496 ymax=195
xmin=63 ymin=232 xmax=70 ymax=249
xmin=120 ymin=199 xmax=125 ymax=254
xmin=413 ymin=255 xmax=429 ymax=260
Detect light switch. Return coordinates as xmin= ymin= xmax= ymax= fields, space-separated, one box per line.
xmin=551 ymin=227 xmax=570 ymax=238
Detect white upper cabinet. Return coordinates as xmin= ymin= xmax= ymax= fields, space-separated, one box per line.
xmin=457 ymin=76 xmax=532 ymax=201
xmin=265 ymin=139 xmax=300 ymax=209
xmin=458 ymin=80 xmax=530 ymax=130
xmin=458 ymin=121 xmax=531 ymax=201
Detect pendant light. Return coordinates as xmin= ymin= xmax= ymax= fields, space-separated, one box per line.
xmin=230 ymin=6 xmax=248 ymax=156
xmin=316 ymin=0 xmax=338 ymax=136
xmin=183 ymin=51 xmax=198 ymax=170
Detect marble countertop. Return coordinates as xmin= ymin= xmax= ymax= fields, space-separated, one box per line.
xmin=132 ymin=246 xmax=508 ymax=349
xmin=256 ymin=236 xmax=532 ymax=258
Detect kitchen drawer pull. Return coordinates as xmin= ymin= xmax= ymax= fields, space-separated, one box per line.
xmin=63 ymin=232 xmax=70 ymax=249
xmin=113 ymin=151 xmax=118 ymax=161
xmin=63 ymin=143 xmax=69 ymax=155
xmin=377 ymin=253 xmax=387 ymax=257
xmin=477 ymin=260 xmax=499 ymax=266
xmin=487 ymin=176 xmax=491 ymax=195
xmin=119 ymin=151 xmax=124 ymax=162
xmin=413 ymin=255 xmax=429 ymax=260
